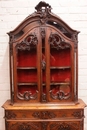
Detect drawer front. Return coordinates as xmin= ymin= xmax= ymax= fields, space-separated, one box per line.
xmin=6 ymin=120 xmax=83 ymax=130
xmin=5 ymin=109 xmax=83 ymax=120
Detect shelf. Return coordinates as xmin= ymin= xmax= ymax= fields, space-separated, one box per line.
xmin=17 ymin=66 xmax=70 ymax=70
xmin=40 ymin=82 xmax=70 ymax=86
xmin=17 ymin=83 xmax=37 ymax=86
xmin=17 ymin=82 xmax=70 ymax=87
xmin=17 ymin=67 xmax=37 ymax=70
xmin=50 ymin=46 xmax=70 ymax=49
xmin=50 ymin=82 xmax=70 ymax=86
xmin=50 ymin=66 xmax=71 ymax=69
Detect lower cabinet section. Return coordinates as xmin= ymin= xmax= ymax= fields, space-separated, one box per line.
xmin=6 ymin=120 xmax=83 ymax=130
xmin=3 ymin=100 xmax=86 ymax=130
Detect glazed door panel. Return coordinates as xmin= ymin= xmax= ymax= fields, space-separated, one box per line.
xmin=43 ymin=27 xmax=74 ymax=103
xmin=13 ymin=28 xmax=42 ymax=103
xmin=12 ymin=26 xmax=75 ymax=104
xmin=48 ymin=31 xmax=72 ymax=102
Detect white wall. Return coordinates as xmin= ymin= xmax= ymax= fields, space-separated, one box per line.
xmin=0 ymin=0 xmax=87 ymax=130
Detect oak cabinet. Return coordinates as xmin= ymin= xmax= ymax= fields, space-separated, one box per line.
xmin=3 ymin=99 xmax=86 ymax=130
xmin=2 ymin=1 xmax=86 ymax=130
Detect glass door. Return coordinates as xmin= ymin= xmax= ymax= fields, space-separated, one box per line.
xmin=49 ymin=32 xmax=72 ymax=102
xmin=13 ymin=30 xmax=42 ymax=103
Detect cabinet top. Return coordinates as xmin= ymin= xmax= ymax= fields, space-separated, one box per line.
xmin=2 ymin=99 xmax=86 ymax=110
xmin=7 ymin=1 xmax=79 ymax=43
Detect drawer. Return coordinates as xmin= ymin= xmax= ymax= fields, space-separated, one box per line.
xmin=6 ymin=120 xmax=83 ymax=130
xmin=5 ymin=109 xmax=83 ymax=120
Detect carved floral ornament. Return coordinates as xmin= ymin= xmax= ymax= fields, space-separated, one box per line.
xmin=16 ymin=33 xmax=38 ymax=51
xmin=49 ymin=33 xmax=71 ymax=50
xmin=32 ymin=111 xmax=56 ymax=119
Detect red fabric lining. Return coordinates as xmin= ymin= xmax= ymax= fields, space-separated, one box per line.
xmin=17 ymin=70 xmax=37 ymax=82
xmin=51 ymin=69 xmax=70 ymax=82
xmin=17 ymin=50 xmax=37 ymax=67
xmin=50 ymin=48 xmax=70 ymax=66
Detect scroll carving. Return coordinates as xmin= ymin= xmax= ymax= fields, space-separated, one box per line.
xmin=32 ymin=111 xmax=56 ymax=119
xmin=17 ymin=90 xmax=38 ymax=101
xmin=7 ymin=34 xmax=14 ymax=55
xmin=40 ymin=28 xmax=45 ymax=39
xmin=49 ymin=89 xmax=71 ymax=100
xmin=41 ymin=93 xmax=47 ymax=102
xmin=49 ymin=33 xmax=71 ymax=50
xmin=16 ymin=33 xmax=38 ymax=51
xmin=42 ymin=59 xmax=46 ymax=70
xmin=71 ymin=33 xmax=78 ymax=51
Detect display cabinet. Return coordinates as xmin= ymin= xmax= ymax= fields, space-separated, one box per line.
xmin=2 ymin=1 xmax=86 ymax=130
xmin=8 ymin=1 xmax=79 ymax=105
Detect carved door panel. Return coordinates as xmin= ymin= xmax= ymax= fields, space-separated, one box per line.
xmin=47 ymin=28 xmax=74 ymax=103
xmin=6 ymin=121 xmax=41 ymax=130
xmin=6 ymin=120 xmax=83 ymax=130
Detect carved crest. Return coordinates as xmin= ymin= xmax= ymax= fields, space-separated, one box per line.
xmin=35 ymin=1 xmax=52 ymax=24
xmin=35 ymin=1 xmax=52 ymax=12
